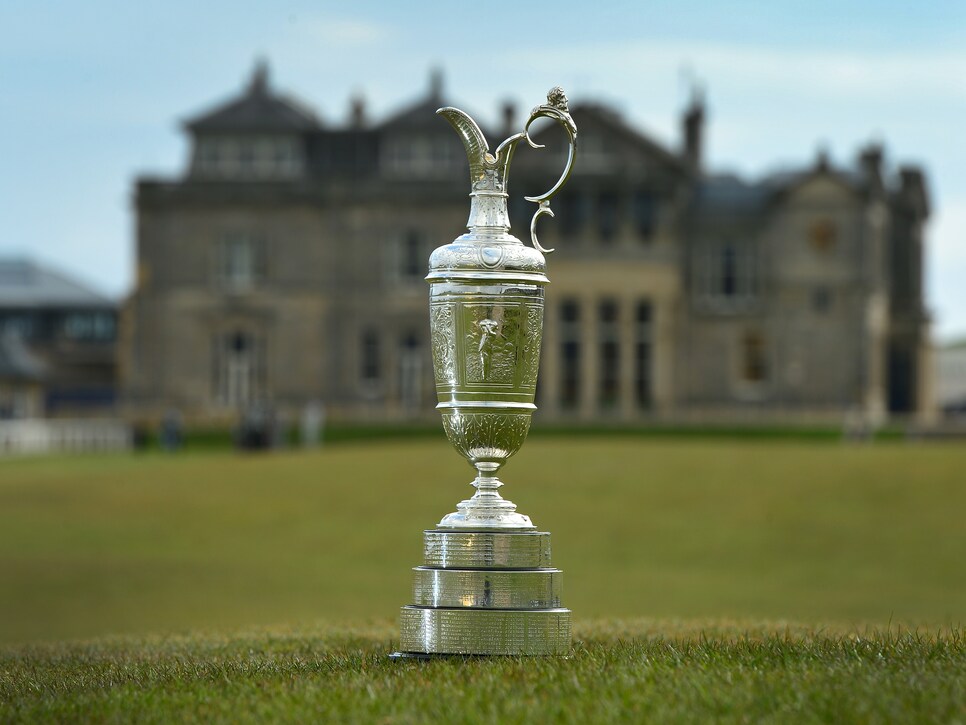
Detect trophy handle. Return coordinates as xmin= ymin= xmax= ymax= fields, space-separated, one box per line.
xmin=495 ymin=87 xmax=578 ymax=254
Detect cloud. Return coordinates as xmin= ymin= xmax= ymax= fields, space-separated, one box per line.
xmin=297 ymin=17 xmax=391 ymax=48
xmin=502 ymin=40 xmax=966 ymax=103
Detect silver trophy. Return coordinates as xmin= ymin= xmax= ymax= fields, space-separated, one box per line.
xmin=394 ymin=88 xmax=577 ymax=657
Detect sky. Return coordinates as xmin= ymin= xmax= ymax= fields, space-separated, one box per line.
xmin=1 ymin=0 xmax=964 ymax=339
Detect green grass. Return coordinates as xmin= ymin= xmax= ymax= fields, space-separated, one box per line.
xmin=2 ymin=621 xmax=964 ymax=723
xmin=1 ymin=439 xmax=965 ymax=721
xmin=1 ymin=438 xmax=964 ymax=645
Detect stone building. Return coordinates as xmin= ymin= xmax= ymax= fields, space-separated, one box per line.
xmin=0 ymin=258 xmax=118 ymax=418
xmin=121 ymin=64 xmax=932 ymax=424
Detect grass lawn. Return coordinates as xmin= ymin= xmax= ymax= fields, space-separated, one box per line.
xmin=2 ymin=621 xmax=964 ymax=723
xmin=1 ymin=438 xmax=964 ymax=720
xmin=1 ymin=438 xmax=964 ymax=644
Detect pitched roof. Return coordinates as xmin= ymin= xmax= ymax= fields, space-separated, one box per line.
xmin=694 ymin=174 xmax=770 ymax=214
xmin=185 ymin=62 xmax=321 ymax=133
xmin=378 ymin=69 xmax=449 ymax=131
xmin=0 ymin=258 xmax=114 ymax=309
xmin=569 ymin=103 xmax=687 ymax=174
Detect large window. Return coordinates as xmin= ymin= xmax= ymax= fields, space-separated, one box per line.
xmin=635 ymin=301 xmax=652 ymax=408
xmin=634 ymin=191 xmax=657 ymax=241
xmin=399 ymin=332 xmax=422 ymax=411
xmin=194 ymin=135 xmax=302 ymax=178
xmin=1 ymin=313 xmax=37 ymax=340
xmin=696 ymin=240 xmax=758 ymax=308
xmin=397 ymin=230 xmax=425 ymax=283
xmin=557 ymin=191 xmax=587 ymax=239
xmin=560 ymin=299 xmax=581 ymax=409
xmin=360 ymin=329 xmax=381 ymax=383
xmin=63 ymin=312 xmax=115 ymax=341
xmin=219 ymin=234 xmax=265 ymax=291
xmin=598 ymin=300 xmax=619 ymax=408
xmin=597 ymin=192 xmax=620 ymax=243
xmin=384 ymin=135 xmax=460 ymax=177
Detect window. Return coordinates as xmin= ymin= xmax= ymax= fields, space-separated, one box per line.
xmin=812 ymin=286 xmax=832 ymax=313
xmin=597 ymin=192 xmax=619 ymax=243
xmin=634 ymin=191 xmax=657 ymax=241
xmin=635 ymin=302 xmax=652 ymax=408
xmin=195 ymin=135 xmax=301 ymax=178
xmin=213 ymin=330 xmax=264 ymax=407
xmin=385 ymin=135 xmax=457 ymax=177
xmin=508 ymin=193 xmax=529 ymax=235
xmin=399 ymin=332 xmax=422 ymax=411
xmin=598 ymin=300 xmax=619 ymax=408
xmin=809 ymin=218 xmax=837 ymax=252
xmin=721 ymin=244 xmax=738 ymax=297
xmin=361 ymin=329 xmax=381 ymax=382
xmin=741 ymin=332 xmax=767 ymax=383
xmin=63 ymin=312 xmax=115 ymax=341
xmin=2 ymin=314 xmax=37 ymax=340
xmin=199 ymin=139 xmax=220 ymax=173
xmin=219 ymin=234 xmax=264 ymax=290
xmin=558 ymin=192 xmax=587 ymax=239
xmin=697 ymin=240 xmax=758 ymax=308
xmin=401 ymin=231 xmax=423 ymax=281
xmin=238 ymin=140 xmax=255 ymax=173
xmin=560 ymin=299 xmax=580 ymax=409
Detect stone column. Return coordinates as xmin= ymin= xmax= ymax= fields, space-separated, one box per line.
xmin=579 ymin=294 xmax=598 ymax=420
xmin=619 ymin=295 xmax=636 ymax=421
xmin=652 ymin=299 xmax=674 ymax=416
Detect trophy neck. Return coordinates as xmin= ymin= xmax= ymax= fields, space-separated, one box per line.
xmin=466 ymin=190 xmax=512 ymax=238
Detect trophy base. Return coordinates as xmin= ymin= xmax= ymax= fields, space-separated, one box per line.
xmin=397 ymin=606 xmax=571 ymax=656
xmin=394 ymin=529 xmax=570 ymax=657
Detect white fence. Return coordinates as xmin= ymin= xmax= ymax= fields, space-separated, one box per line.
xmin=0 ymin=419 xmax=132 ymax=456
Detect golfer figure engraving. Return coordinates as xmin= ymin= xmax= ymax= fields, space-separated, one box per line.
xmin=393 ymin=87 xmax=577 ymax=657
xmin=477 ymin=319 xmax=500 ymax=380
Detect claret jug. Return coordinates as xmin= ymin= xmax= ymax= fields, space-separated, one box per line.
xmin=393 ymin=87 xmax=577 ymax=657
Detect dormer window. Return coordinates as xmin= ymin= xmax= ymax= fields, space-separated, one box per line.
xmin=192 ymin=135 xmax=303 ymax=179
xmin=383 ymin=134 xmax=460 ymax=177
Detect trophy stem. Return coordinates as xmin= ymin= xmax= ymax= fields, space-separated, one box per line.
xmin=472 ymin=461 xmax=503 ymax=494
xmin=437 ymin=462 xmax=535 ymax=530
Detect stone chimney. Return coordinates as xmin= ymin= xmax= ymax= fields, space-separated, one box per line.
xmin=682 ymin=87 xmax=704 ymax=172
xmin=501 ymin=100 xmax=516 ymax=137
xmin=859 ymin=142 xmax=885 ymax=193
xmin=899 ymin=166 xmax=930 ymax=217
xmin=249 ymin=58 xmax=269 ymax=96
xmin=429 ymin=67 xmax=444 ymax=101
xmin=814 ymin=144 xmax=830 ymax=172
xmin=350 ymin=94 xmax=367 ymax=129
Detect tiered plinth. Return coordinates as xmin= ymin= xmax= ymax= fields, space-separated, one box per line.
xmin=393 ymin=530 xmax=570 ymax=656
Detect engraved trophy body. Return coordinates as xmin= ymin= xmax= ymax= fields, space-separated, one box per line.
xmin=394 ymin=88 xmax=577 ymax=657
